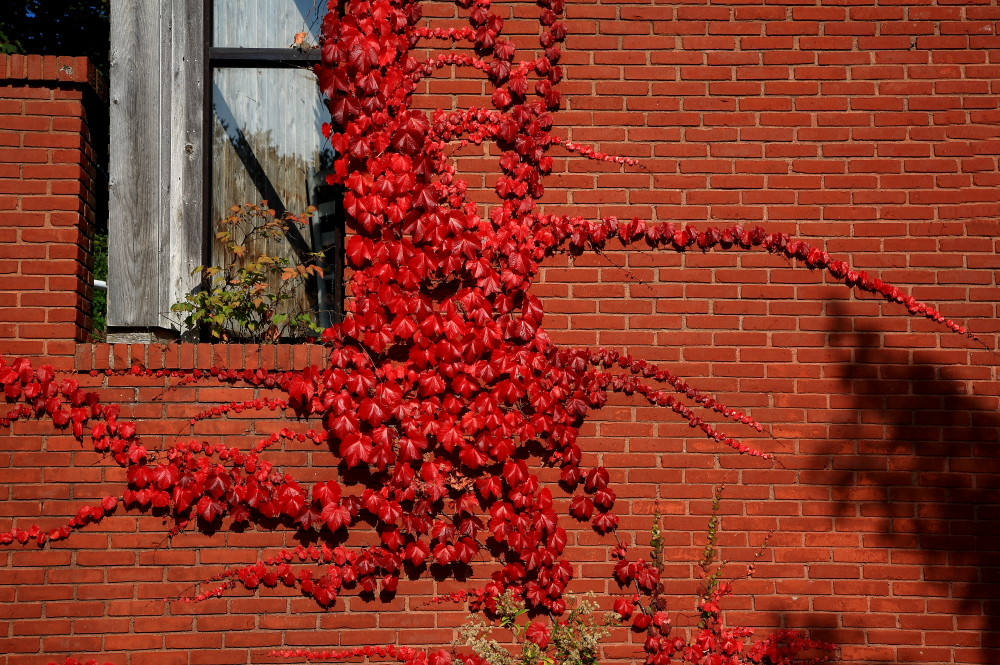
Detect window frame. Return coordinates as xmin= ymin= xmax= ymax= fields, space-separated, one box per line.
xmin=107 ymin=0 xmax=340 ymax=340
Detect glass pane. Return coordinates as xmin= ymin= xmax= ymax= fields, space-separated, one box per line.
xmin=214 ymin=0 xmax=328 ymax=48
xmin=211 ymin=67 xmax=340 ymax=332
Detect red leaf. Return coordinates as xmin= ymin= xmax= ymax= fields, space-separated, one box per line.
xmin=502 ymin=460 xmax=528 ymax=488
xmin=569 ymin=495 xmax=593 ymax=520
xmin=405 ymin=540 xmax=430 ymax=566
xmin=35 ymin=365 xmax=54 ymax=384
xmin=455 ymin=537 xmax=479 ymax=563
xmin=313 ymin=481 xmax=342 ymax=505
xmin=197 ymin=496 xmax=224 ymax=522
xmin=585 ymin=466 xmax=609 ymax=492
xmin=632 ymin=613 xmax=651 ymax=630
xmin=339 ymin=435 xmax=373 ymax=468
xmin=322 ymin=502 xmax=351 ymax=531
xmin=614 ymin=597 xmax=634 ymax=619
xmin=594 ymin=488 xmax=616 ymax=510
xmin=377 ymin=500 xmax=402 ymax=525
xmin=636 ymin=566 xmax=660 ymax=592
xmin=592 ymin=512 xmax=619 ymax=533
xmin=433 ymin=542 xmax=455 ymax=565
xmin=477 ymin=475 xmax=503 ymax=501
xmin=151 ymin=464 xmax=179 ymax=489
xmin=204 ymin=473 xmax=230 ymax=499
xmin=526 ymin=621 xmax=552 ymax=648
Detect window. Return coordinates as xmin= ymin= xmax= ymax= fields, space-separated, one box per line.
xmin=107 ymin=0 xmax=341 ymax=340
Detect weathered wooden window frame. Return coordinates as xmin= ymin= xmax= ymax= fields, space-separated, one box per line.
xmin=106 ymin=0 xmax=338 ymax=341
xmin=207 ymin=42 xmax=341 ymax=332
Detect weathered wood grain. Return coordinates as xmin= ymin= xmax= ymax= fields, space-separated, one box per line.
xmin=108 ymin=0 xmax=204 ymax=333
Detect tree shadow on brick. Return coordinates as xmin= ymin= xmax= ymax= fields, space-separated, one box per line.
xmin=824 ymin=305 xmax=1000 ymax=659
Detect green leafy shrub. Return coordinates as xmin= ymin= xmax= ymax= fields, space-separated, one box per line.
xmin=458 ymin=592 xmax=610 ymax=665
xmin=171 ymin=202 xmax=324 ymax=342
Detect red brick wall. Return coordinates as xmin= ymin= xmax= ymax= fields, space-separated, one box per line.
xmin=2 ymin=3 xmax=1000 ymax=665
xmin=539 ymin=3 xmax=1000 ymax=663
xmin=0 ymin=54 xmax=104 ymax=360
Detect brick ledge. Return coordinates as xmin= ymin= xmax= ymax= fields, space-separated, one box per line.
xmin=0 ymin=54 xmax=107 ymax=101
xmin=73 ymin=342 xmax=329 ymax=373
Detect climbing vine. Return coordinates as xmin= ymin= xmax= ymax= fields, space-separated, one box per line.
xmin=0 ymin=0 xmax=983 ymax=663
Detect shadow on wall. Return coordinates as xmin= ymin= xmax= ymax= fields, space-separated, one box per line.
xmin=825 ymin=303 xmax=1000 ymax=660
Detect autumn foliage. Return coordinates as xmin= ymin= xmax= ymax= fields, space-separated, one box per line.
xmin=0 ymin=0 xmax=984 ymax=663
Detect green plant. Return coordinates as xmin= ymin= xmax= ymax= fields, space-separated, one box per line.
xmin=90 ymin=231 xmax=107 ymax=341
xmin=170 ymin=202 xmax=325 ymax=342
xmin=459 ymin=592 xmax=610 ymax=665
xmin=612 ymin=494 xmax=835 ymax=665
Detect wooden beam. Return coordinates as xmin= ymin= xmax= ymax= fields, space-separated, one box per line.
xmin=107 ymin=0 xmax=204 ymax=333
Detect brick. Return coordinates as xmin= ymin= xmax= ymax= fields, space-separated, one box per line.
xmin=21 ymin=131 xmax=83 ymax=149
xmin=0 ymin=147 xmax=48 ymax=163
xmin=22 ymin=100 xmax=83 ymax=117
xmin=19 ymin=195 xmax=83 ymax=212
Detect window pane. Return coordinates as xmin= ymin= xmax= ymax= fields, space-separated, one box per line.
xmin=214 ymin=0 xmax=328 ymax=48
xmin=211 ymin=67 xmax=340 ymax=330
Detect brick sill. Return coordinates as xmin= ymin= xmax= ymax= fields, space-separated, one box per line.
xmin=74 ymin=342 xmax=329 ymax=373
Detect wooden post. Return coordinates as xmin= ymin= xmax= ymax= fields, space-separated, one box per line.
xmin=107 ymin=0 xmax=204 ymax=339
